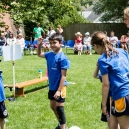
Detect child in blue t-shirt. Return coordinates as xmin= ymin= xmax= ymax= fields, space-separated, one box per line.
xmin=0 ymin=71 xmax=8 ymax=129
xmin=37 ymin=33 xmax=70 ymax=129
xmin=93 ymin=63 xmax=119 ymax=129
xmin=91 ymin=31 xmax=129 ymax=129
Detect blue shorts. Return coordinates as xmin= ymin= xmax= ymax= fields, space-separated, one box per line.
xmin=111 ymin=94 xmax=129 ymax=117
xmin=0 ymin=101 xmax=8 ymax=118
xmin=83 ymin=45 xmax=92 ymax=51
xmin=48 ymin=86 xmax=66 ymax=103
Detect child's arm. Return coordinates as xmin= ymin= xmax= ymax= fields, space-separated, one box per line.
xmin=37 ymin=37 xmax=45 ymax=58
xmin=93 ymin=63 xmax=99 ymax=79
xmin=54 ymin=69 xmax=67 ymax=99
xmin=102 ymin=74 xmax=110 ymax=115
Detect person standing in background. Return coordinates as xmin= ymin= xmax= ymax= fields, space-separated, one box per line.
xmin=4 ymin=25 xmax=11 ymax=39
xmin=33 ymin=22 xmax=44 ymax=40
xmin=16 ymin=25 xmax=22 ymax=36
xmin=0 ymin=33 xmax=6 ymax=56
xmin=56 ymin=25 xmax=63 ymax=35
xmin=47 ymin=26 xmax=56 ymax=38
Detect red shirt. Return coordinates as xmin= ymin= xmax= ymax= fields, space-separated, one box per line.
xmin=75 ymin=37 xmax=82 ymax=44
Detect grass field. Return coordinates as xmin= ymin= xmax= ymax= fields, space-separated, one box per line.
xmin=2 ymin=49 xmax=107 ymax=129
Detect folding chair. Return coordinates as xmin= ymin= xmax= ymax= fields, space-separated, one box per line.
xmin=24 ymin=40 xmax=32 ymax=55
xmin=61 ymin=40 xmax=67 ymax=48
xmin=65 ymin=40 xmax=74 ymax=54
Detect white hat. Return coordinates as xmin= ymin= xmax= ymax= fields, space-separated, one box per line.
xmin=85 ymin=32 xmax=90 ymax=36
xmin=75 ymin=32 xmax=82 ymax=36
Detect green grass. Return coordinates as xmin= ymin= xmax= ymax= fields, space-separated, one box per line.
xmin=2 ymin=49 xmax=107 ymax=129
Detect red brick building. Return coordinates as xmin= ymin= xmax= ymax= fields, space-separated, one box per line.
xmin=0 ymin=13 xmax=16 ymax=36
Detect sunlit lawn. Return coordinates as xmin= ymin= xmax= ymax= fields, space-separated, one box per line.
xmin=1 ymin=49 xmax=107 ymax=129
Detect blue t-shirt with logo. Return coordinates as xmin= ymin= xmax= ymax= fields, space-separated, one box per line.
xmin=98 ymin=48 xmax=129 ymax=100
xmin=0 ymin=71 xmax=6 ymax=102
xmin=44 ymin=51 xmax=70 ymax=90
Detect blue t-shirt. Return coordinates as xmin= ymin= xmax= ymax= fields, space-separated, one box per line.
xmin=44 ymin=51 xmax=70 ymax=90
xmin=98 ymin=48 xmax=129 ymax=100
xmin=0 ymin=71 xmax=6 ymax=102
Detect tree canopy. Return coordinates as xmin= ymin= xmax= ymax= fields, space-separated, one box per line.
xmin=0 ymin=0 xmax=89 ymax=38
xmin=93 ymin=0 xmax=129 ymax=22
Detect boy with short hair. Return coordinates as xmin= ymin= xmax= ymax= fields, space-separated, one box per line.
xmin=37 ymin=33 xmax=70 ymax=129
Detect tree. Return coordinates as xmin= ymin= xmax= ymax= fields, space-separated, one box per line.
xmin=93 ymin=0 xmax=128 ymax=22
xmin=0 ymin=0 xmax=88 ymax=38
xmin=0 ymin=1 xmax=8 ymax=30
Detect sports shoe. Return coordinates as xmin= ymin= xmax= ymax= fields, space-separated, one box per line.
xmin=55 ymin=126 xmax=61 ymax=129
xmin=55 ymin=123 xmax=68 ymax=129
xmin=55 ymin=124 xmax=61 ymax=129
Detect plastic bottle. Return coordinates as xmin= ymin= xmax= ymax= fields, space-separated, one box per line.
xmin=38 ymin=69 xmax=42 ymax=78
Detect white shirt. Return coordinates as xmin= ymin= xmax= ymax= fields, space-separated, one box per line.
xmin=83 ymin=37 xmax=91 ymax=46
xmin=109 ymin=36 xmax=118 ymax=46
xmin=7 ymin=37 xmax=16 ymax=46
xmin=48 ymin=30 xmax=56 ymax=37
xmin=16 ymin=38 xmax=25 ymax=49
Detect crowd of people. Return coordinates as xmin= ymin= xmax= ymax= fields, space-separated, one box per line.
xmin=73 ymin=30 xmax=129 ymax=56
xmin=1 ymin=6 xmax=129 ymax=129
xmin=32 ymin=22 xmax=64 ymax=54
xmin=0 ymin=23 xmax=64 ymax=56
xmin=0 ymin=25 xmax=25 ymax=55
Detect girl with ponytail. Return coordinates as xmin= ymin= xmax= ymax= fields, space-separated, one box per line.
xmin=91 ymin=31 xmax=129 ymax=129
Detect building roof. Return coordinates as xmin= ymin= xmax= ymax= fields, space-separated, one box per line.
xmin=79 ymin=5 xmax=102 ymax=23
xmin=80 ymin=5 xmax=120 ymax=23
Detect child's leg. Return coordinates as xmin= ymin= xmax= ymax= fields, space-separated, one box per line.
xmin=0 ymin=118 xmax=5 ymax=129
xmin=117 ymin=115 xmax=129 ymax=129
xmin=88 ymin=45 xmax=92 ymax=55
xmin=83 ymin=45 xmax=86 ymax=53
xmin=50 ymin=100 xmax=59 ymax=121
xmin=56 ymin=102 xmax=66 ymax=129
xmin=108 ymin=114 xmax=119 ymax=129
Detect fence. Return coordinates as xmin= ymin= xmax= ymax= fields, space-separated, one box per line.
xmin=62 ymin=23 xmax=128 ymax=41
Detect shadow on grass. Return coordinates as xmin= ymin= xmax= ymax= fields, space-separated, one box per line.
xmin=24 ymin=84 xmax=48 ymax=95
xmin=6 ymin=84 xmax=48 ymax=98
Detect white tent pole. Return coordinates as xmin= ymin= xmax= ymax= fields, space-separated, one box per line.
xmin=12 ymin=40 xmax=15 ymax=98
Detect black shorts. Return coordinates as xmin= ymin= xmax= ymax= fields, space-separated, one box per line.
xmin=0 ymin=101 xmax=8 ymax=118
xmin=48 ymin=86 xmax=66 ymax=103
xmin=101 ymin=97 xmax=110 ymax=122
xmin=111 ymin=94 xmax=129 ymax=117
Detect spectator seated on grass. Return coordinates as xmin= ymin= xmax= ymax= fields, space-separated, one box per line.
xmin=74 ymin=32 xmax=83 ymax=55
